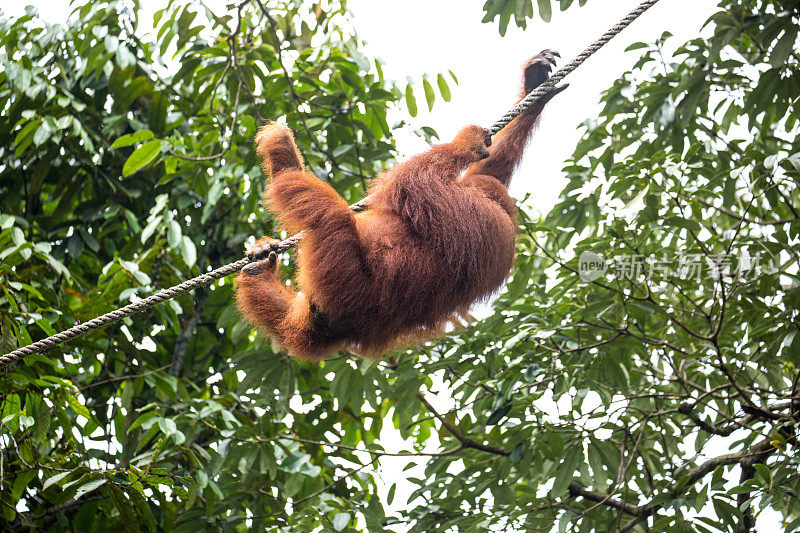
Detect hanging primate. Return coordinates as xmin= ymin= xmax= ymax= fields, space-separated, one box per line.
xmin=236 ymin=50 xmax=566 ymax=360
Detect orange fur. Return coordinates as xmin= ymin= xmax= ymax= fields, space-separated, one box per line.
xmin=235 ymin=51 xmax=564 ymax=360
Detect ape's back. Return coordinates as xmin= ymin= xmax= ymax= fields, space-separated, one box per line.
xmin=341 ymin=170 xmax=517 ymax=355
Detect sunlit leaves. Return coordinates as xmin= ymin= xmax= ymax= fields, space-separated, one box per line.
xmin=332 ymin=512 xmax=351 ymax=531
xmin=403 ymin=73 xmax=455 ymax=117
xmin=537 ymin=0 xmax=552 ymax=23
xmin=181 ymin=235 xmax=196 ymax=267
xmin=405 ymin=83 xmax=418 ymax=117
xmin=483 ymin=0 xmax=562 ymax=33
xmin=122 ymin=140 xmax=162 ymax=177
xmin=423 ymin=77 xmax=436 ymax=111
xmin=111 ymin=130 xmax=155 ymax=149
xmin=436 ymin=74 xmax=452 ymax=102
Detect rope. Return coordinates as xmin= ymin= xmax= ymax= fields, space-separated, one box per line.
xmin=0 ymin=0 xmax=660 ymax=367
xmin=0 ymin=203 xmax=365 ymax=367
xmin=487 ymin=0 xmax=660 ymax=137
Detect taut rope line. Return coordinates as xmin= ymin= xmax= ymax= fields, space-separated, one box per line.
xmin=487 ymin=0 xmax=660 ymax=137
xmin=0 ymin=0 xmax=661 ymax=366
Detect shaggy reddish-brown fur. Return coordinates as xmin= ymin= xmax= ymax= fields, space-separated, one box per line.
xmin=236 ymin=50 xmax=565 ymax=359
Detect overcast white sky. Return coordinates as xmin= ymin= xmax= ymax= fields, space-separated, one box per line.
xmin=4 ymin=0 xmax=783 ymax=530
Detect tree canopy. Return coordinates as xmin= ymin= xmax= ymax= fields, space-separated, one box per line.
xmin=1 ymin=0 xmax=799 ymax=532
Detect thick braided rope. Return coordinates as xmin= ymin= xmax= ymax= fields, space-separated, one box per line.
xmin=0 ymin=201 xmax=366 ymax=367
xmin=0 ymin=0 xmax=660 ymax=367
xmin=487 ymin=0 xmax=660 ymax=137
xmin=0 ymin=257 xmax=250 ymax=366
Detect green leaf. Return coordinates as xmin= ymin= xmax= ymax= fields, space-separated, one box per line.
xmin=75 ymin=478 xmax=107 ymax=500
xmin=664 ymin=216 xmax=702 ymax=233
xmin=141 ymin=216 xmax=162 ymax=244
xmin=770 ymin=27 xmax=797 ymax=68
xmin=128 ymin=487 xmax=158 ymax=533
xmin=11 ymin=471 xmax=36 ymax=501
xmin=437 ymin=74 xmax=451 ymax=102
xmin=158 ymin=417 xmax=178 ymax=436
xmin=106 ymin=485 xmax=139 ymax=533
xmin=111 ymin=130 xmax=155 ymax=149
xmin=122 ymin=140 xmax=162 ymax=177
xmin=332 ymin=144 xmax=353 ymax=158
xmin=67 ymin=233 xmax=84 ymax=258
xmin=66 ymin=395 xmax=94 ymax=422
xmin=551 ymin=447 xmax=581 ymax=497
xmin=164 ymin=156 xmax=178 ymax=174
xmin=537 ymin=0 xmax=552 ymax=22
xmin=449 ymin=69 xmax=459 ymax=85
xmin=181 ymin=236 xmax=196 ymax=267
xmin=487 ymin=403 xmax=511 ymax=425
xmin=11 ymin=227 xmax=25 ymax=246
xmin=33 ymin=124 xmax=51 ymax=146
xmin=423 ymin=77 xmax=435 ymax=111
xmin=0 ymin=215 xmax=14 ymax=230
xmin=523 ymin=363 xmax=541 ymax=383
xmin=79 ymin=228 xmax=100 ymax=252
xmin=150 ymin=92 xmax=168 ymax=134
xmin=405 ymin=84 xmax=418 ymax=117
xmin=43 ymin=471 xmax=72 ymax=490
xmin=510 ymin=442 xmax=526 ymax=463
xmin=168 ymin=220 xmax=182 ymax=249
xmin=498 ymin=5 xmax=512 ymax=36
xmin=14 ymin=120 xmax=39 ymax=153
xmin=332 ymin=512 xmax=351 ymax=531
xmin=32 ymin=405 xmax=52 ymax=443
xmin=625 ymin=42 xmax=650 ymax=52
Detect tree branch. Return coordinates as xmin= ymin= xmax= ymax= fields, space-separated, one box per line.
xmin=617 ymin=438 xmax=776 ymax=532
xmin=416 ymin=393 xmax=508 ymax=456
xmin=292 ymin=456 xmax=378 ymax=507
xmin=567 ymin=482 xmax=641 ymax=516
xmin=13 ymin=494 xmax=106 ymax=532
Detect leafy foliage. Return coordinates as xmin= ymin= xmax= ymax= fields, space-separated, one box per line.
xmin=0 ymin=0 xmax=447 ymax=529
xmin=481 ymin=0 xmax=588 ymax=35
xmin=413 ymin=0 xmax=800 ymax=531
xmin=1 ymin=0 xmax=799 ymax=532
